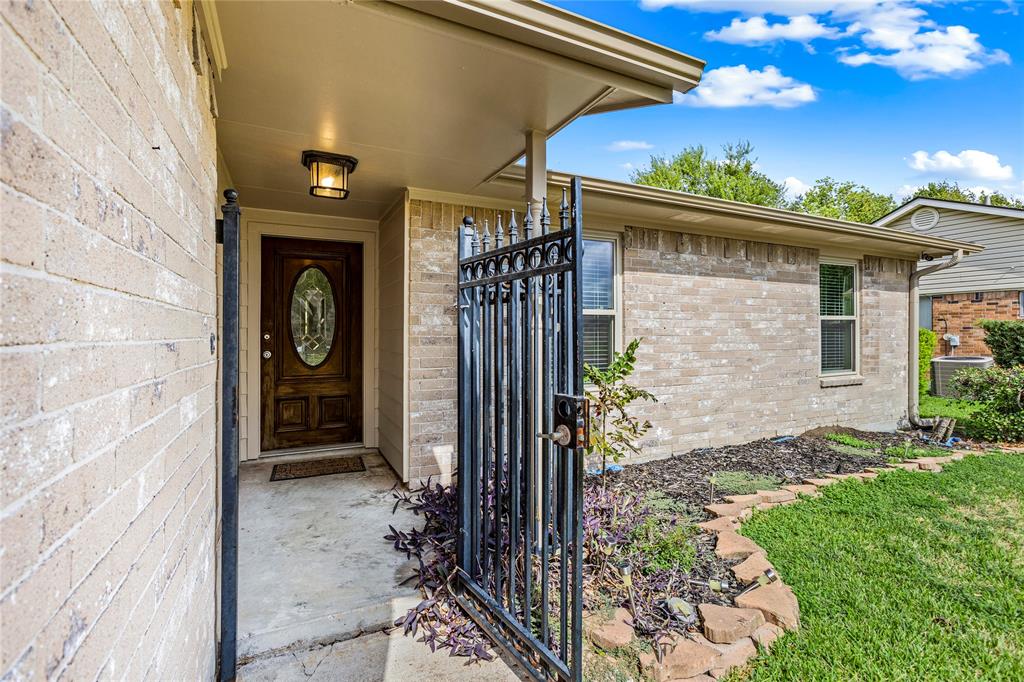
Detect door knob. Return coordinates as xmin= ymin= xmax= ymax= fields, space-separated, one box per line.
xmin=262 ymin=350 xmax=272 ymax=359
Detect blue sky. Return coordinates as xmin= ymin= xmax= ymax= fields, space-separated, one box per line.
xmin=545 ymin=0 xmax=1024 ymax=201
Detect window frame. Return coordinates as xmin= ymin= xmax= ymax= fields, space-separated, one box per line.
xmin=1019 ymin=291 xmax=1024 ymax=319
xmin=581 ymin=231 xmax=623 ymax=371
xmin=818 ymin=258 xmax=860 ymax=377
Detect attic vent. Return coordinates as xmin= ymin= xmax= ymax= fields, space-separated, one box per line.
xmin=910 ymin=207 xmax=940 ymax=230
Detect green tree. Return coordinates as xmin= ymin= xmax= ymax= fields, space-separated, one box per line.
xmin=789 ymin=177 xmax=897 ymax=223
xmin=630 ymin=141 xmax=788 ymax=208
xmin=905 ymin=180 xmax=1024 ymax=209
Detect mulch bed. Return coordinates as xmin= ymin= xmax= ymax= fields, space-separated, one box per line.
xmin=597 ymin=427 xmax=917 ymax=602
xmin=604 ymin=428 xmax=909 ymax=512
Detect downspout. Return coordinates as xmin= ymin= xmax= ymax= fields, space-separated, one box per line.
xmin=908 ymin=249 xmax=963 ymax=428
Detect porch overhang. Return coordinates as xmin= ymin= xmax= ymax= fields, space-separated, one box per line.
xmin=487 ymin=168 xmax=984 ymax=260
xmin=212 ymin=0 xmax=704 ymax=220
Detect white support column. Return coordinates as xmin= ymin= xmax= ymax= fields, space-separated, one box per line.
xmin=524 ymin=129 xmax=546 ymax=228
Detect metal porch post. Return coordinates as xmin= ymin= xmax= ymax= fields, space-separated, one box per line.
xmin=218 ymin=189 xmax=241 ymax=682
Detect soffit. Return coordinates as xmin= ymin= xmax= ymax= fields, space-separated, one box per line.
xmin=214 ymin=1 xmax=693 ymax=220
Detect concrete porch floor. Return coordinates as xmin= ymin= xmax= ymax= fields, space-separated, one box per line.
xmin=237 ymin=451 xmax=421 ymax=659
xmin=235 ymin=450 xmax=523 ymax=680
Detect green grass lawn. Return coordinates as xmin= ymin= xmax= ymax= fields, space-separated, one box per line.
xmin=737 ymin=453 xmax=1024 ymax=681
xmin=920 ymin=395 xmax=982 ymax=436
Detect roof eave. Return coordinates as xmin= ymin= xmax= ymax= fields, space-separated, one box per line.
xmin=875 ymin=196 xmax=1024 ymax=225
xmin=495 ymin=167 xmax=984 ymax=257
xmin=386 ymin=0 xmax=705 ymax=105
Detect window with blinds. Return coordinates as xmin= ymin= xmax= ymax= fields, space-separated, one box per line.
xmin=819 ymin=262 xmax=857 ymax=374
xmin=583 ymin=238 xmax=616 ymax=370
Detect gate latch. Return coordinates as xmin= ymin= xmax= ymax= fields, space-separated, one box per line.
xmin=538 ymin=393 xmax=589 ymax=449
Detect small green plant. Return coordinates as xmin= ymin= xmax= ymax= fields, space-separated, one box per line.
xmin=629 ymin=521 xmax=696 ymax=574
xmin=585 ymin=338 xmax=657 ymax=485
xmin=978 ymin=319 xmax=1024 ymax=368
xmin=824 ymin=432 xmax=878 ymax=449
xmin=641 ymin=490 xmax=698 ymax=522
xmin=884 ymin=445 xmax=951 ymax=461
xmin=950 ymin=366 xmax=1024 ymax=442
xmin=919 ymin=327 xmax=937 ymax=395
xmin=707 ymin=470 xmax=784 ymax=495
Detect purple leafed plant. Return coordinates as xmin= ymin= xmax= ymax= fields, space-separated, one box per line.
xmin=385 ymin=480 xmax=495 ymax=661
xmin=387 ymin=477 xmax=710 ymax=661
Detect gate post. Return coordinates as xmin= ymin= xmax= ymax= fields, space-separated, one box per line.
xmin=218 ymin=189 xmax=241 ymax=682
xmin=456 ymin=216 xmax=474 ymax=573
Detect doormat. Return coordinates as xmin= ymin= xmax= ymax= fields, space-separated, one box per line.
xmin=270 ymin=456 xmax=365 ymax=481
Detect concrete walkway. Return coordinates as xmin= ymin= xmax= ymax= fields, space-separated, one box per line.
xmin=237 ymin=451 xmax=422 ymax=659
xmin=237 ymin=629 xmax=526 ymax=681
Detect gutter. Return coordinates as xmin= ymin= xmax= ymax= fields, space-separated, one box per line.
xmin=908 ymin=249 xmax=964 ymax=429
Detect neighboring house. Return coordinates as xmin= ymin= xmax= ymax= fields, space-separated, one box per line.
xmin=875 ymin=198 xmax=1024 ymax=357
xmin=0 ymin=2 xmax=981 ymax=681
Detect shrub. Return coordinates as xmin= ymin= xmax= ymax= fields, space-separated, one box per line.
xmin=707 ymin=470 xmax=784 ymax=495
xmin=824 ymin=432 xmax=878 ymax=449
xmin=949 ymin=366 xmax=1024 ymax=442
xmin=585 ymin=338 xmax=657 ymax=484
xmin=919 ymin=327 xmax=937 ymax=395
xmin=978 ymin=320 xmax=1024 ymax=368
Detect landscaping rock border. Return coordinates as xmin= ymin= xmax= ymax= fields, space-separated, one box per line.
xmin=585 ymin=449 xmax=980 ymax=681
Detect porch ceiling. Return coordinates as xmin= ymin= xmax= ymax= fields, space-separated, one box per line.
xmin=213 ymin=1 xmax=702 ymax=221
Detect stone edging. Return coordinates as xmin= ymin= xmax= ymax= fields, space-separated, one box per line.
xmin=585 ymin=450 xmax=974 ymax=681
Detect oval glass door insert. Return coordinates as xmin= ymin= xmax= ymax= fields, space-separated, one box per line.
xmin=290 ymin=266 xmax=336 ymax=367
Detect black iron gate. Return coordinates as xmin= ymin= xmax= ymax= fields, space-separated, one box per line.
xmin=456 ymin=177 xmax=587 ymax=681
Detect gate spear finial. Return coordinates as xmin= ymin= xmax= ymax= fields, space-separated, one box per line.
xmin=508 ymin=209 xmax=519 ymax=244
xmin=523 ymin=206 xmax=534 ymax=240
xmin=540 ymin=198 xmax=551 ymax=233
xmin=495 ymin=213 xmax=504 ymax=248
xmin=481 ymin=219 xmax=491 ymax=252
xmin=559 ymin=189 xmax=569 ymax=230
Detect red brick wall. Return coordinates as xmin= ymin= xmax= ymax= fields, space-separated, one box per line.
xmin=930 ymin=290 xmax=1023 ymax=356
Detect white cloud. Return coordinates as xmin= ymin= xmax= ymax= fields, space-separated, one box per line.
xmin=705 ymin=15 xmax=840 ymax=45
xmin=639 ymin=0 xmax=877 ymax=15
xmin=840 ymin=23 xmax=1010 ymax=79
xmin=908 ymin=149 xmax=1014 ymax=181
xmin=645 ymin=0 xmax=1010 ymax=81
xmin=675 ymin=65 xmax=816 ymax=108
xmin=607 ymin=140 xmax=654 ymax=152
xmin=784 ymin=176 xmax=811 ymax=198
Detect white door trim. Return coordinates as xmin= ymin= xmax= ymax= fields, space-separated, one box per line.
xmin=241 ymin=208 xmax=379 ymax=461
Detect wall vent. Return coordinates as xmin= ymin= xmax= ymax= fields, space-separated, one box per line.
xmin=910 ymin=206 xmax=940 ymax=230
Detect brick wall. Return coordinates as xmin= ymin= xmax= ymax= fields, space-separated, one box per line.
xmin=624 ymin=227 xmax=911 ymax=460
xmin=929 ymin=290 xmax=1022 ymax=357
xmin=1 ymin=2 xmax=218 ymax=679
xmin=405 ymin=202 xmax=914 ymax=478
xmin=407 ymin=199 xmax=508 ymax=485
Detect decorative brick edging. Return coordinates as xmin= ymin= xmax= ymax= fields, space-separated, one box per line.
xmin=585 ymin=450 xmax=975 ymax=681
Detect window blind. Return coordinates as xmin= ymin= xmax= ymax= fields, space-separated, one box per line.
xmin=582 ymin=239 xmax=614 ymax=310
xmin=819 ymin=263 xmax=855 ymax=316
xmin=821 ymin=320 xmax=855 ymax=373
xmin=583 ymin=316 xmax=613 ymax=370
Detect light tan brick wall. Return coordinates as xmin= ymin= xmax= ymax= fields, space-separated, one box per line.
xmin=929 ymin=289 xmax=1022 ymax=357
xmin=1 ymin=1 xmax=218 ymax=679
xmin=405 ymin=202 xmax=912 ymax=478
xmin=624 ymin=227 xmax=911 ymax=460
xmin=407 ymin=199 xmax=512 ymax=485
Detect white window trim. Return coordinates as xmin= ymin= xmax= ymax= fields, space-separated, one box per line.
xmin=582 ymin=230 xmax=623 ymax=366
xmin=1019 ymin=291 xmax=1024 ymax=319
xmin=818 ymin=257 xmax=861 ymax=377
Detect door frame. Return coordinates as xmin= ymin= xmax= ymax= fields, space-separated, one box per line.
xmin=242 ymin=209 xmax=378 ymax=460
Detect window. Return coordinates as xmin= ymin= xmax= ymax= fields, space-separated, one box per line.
xmin=819 ymin=261 xmax=858 ymax=374
xmin=1019 ymin=291 xmax=1024 ymax=318
xmin=582 ymin=238 xmax=617 ymax=370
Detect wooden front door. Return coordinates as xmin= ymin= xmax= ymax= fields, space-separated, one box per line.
xmin=260 ymin=237 xmax=363 ymax=451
